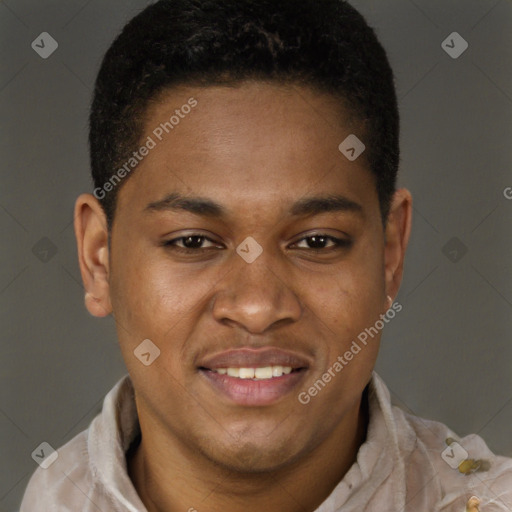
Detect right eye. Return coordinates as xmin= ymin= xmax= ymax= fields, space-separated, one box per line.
xmin=162 ymin=234 xmax=224 ymax=253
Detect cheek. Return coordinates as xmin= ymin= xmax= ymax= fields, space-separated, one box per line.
xmin=112 ymin=251 xmax=186 ymax=322
xmin=303 ymin=244 xmax=385 ymax=371
xmin=307 ymin=248 xmax=384 ymax=326
xmin=110 ymin=253 xmax=219 ymax=356
xmin=134 ymin=259 xmax=223 ymax=321
xmin=347 ymin=234 xmax=386 ymax=307
xmin=109 ymin=258 xmax=193 ymax=391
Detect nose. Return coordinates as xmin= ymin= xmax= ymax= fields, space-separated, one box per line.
xmin=211 ymin=249 xmax=302 ymax=334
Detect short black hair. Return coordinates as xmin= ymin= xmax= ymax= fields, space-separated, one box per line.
xmin=89 ymin=0 xmax=399 ymax=229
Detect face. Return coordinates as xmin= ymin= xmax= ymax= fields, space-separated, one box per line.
xmin=76 ymin=81 xmax=411 ymax=473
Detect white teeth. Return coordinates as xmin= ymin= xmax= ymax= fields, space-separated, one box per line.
xmin=272 ymin=365 xmax=284 ymax=377
xmin=239 ymin=368 xmax=255 ymax=379
xmin=212 ymin=366 xmax=294 ymax=379
xmin=255 ymin=367 xmax=273 ymax=379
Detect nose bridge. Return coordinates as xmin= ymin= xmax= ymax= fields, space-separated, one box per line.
xmin=211 ymin=244 xmax=302 ymax=333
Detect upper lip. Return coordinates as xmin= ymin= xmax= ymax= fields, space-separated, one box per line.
xmin=198 ymin=347 xmax=311 ymax=370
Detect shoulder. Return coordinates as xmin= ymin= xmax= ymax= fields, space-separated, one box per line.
xmin=20 ymin=375 xmax=136 ymax=511
xmin=20 ymin=429 xmax=97 ymax=511
xmin=397 ymin=406 xmax=512 ymax=511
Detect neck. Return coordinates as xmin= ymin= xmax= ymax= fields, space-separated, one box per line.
xmin=128 ymin=386 xmax=369 ymax=512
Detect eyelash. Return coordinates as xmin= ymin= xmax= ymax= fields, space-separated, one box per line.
xmin=162 ymin=234 xmax=352 ymax=254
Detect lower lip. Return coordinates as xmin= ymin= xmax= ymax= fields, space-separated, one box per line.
xmin=199 ymin=369 xmax=307 ymax=406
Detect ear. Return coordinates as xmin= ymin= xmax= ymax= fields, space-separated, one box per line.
xmin=383 ymin=188 xmax=413 ymax=304
xmin=74 ymin=193 xmax=112 ymax=317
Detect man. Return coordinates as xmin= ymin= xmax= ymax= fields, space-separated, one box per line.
xmin=20 ymin=0 xmax=512 ymax=511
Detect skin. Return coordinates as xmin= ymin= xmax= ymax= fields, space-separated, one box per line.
xmin=74 ymin=81 xmax=412 ymax=512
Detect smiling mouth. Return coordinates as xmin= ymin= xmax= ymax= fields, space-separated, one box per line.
xmin=198 ymin=365 xmax=308 ymax=406
xmin=199 ymin=365 xmax=306 ymax=380
xmin=196 ymin=347 xmax=311 ymax=405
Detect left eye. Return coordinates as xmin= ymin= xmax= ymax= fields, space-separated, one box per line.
xmin=292 ymin=234 xmax=351 ymax=250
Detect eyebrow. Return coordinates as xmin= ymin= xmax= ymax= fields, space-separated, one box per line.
xmin=145 ymin=192 xmax=364 ymax=218
xmin=145 ymin=193 xmax=226 ymax=217
xmin=290 ymin=195 xmax=363 ymax=217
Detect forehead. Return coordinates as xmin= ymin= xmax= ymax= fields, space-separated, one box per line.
xmin=116 ymin=81 xmax=379 ymax=223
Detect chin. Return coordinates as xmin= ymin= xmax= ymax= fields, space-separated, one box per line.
xmin=201 ymin=436 xmax=303 ymax=474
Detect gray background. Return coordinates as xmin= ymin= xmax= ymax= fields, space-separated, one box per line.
xmin=1 ymin=1 xmax=511 ymax=510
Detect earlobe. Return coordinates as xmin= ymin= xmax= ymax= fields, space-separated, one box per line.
xmin=74 ymin=194 xmax=112 ymax=317
xmin=383 ymin=188 xmax=413 ymax=302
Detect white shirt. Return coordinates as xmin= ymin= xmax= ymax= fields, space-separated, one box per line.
xmin=20 ymin=372 xmax=512 ymax=511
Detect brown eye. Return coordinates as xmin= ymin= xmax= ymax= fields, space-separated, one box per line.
xmin=292 ymin=234 xmax=352 ymax=251
xmin=163 ymin=234 xmax=222 ymax=252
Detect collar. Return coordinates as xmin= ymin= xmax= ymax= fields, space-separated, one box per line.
xmin=87 ymin=371 xmax=415 ymax=511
